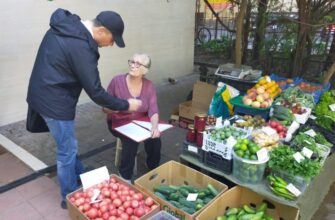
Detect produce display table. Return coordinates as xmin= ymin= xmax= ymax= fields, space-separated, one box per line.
xmin=180 ymin=153 xmax=335 ymax=220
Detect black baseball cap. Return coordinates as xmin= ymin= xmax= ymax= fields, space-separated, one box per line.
xmin=96 ymin=11 xmax=125 ymax=48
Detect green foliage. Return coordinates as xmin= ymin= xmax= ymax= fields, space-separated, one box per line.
xmin=201 ymin=36 xmax=233 ymax=55
xmin=315 ymin=90 xmax=335 ymax=130
xmin=268 ymin=145 xmax=321 ymax=178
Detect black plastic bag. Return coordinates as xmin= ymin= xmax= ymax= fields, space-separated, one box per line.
xmin=26 ymin=107 xmax=49 ymax=133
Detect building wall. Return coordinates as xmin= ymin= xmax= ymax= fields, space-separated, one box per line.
xmin=0 ymin=0 xmax=195 ymax=126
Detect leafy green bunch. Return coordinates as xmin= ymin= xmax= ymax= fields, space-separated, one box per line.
xmin=315 ymin=90 xmax=335 ymax=130
xmin=268 ymin=145 xmax=321 ymax=178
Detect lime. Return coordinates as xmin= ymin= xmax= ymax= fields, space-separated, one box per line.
xmin=240 ymin=144 xmax=248 ymax=151
xmin=250 ymin=155 xmax=258 ymax=160
xmin=236 ymin=150 xmax=244 ymax=157
xmin=242 ymin=139 xmax=249 ymax=145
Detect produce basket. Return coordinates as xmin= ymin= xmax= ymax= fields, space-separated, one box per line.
xmin=232 ymin=150 xmax=269 ymax=184
xmin=203 ymin=151 xmax=232 ymax=174
xmin=148 ymin=210 xmax=179 ymax=220
xmin=229 ymin=96 xmax=271 ymax=119
xmin=182 ymin=140 xmax=204 ymax=163
xmin=295 ymin=79 xmax=331 ymax=103
xmin=66 ymin=174 xmax=160 ymax=220
xmin=269 ymin=73 xmax=301 ymax=90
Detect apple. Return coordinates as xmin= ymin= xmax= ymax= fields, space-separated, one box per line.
xmin=248 ymin=91 xmax=257 ymax=100
xmin=256 ymin=95 xmax=264 ymax=103
xmin=252 ymin=101 xmax=261 ymax=108
xmin=256 ymin=86 xmax=265 ymax=94
xmin=260 ymin=101 xmax=269 ymax=108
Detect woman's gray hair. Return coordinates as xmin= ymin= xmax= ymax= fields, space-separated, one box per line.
xmin=133 ymin=53 xmax=151 ymax=74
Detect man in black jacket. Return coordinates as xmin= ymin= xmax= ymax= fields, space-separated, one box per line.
xmin=27 ymin=8 xmax=141 ymax=209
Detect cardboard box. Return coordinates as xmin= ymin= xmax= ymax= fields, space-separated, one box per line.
xmin=192 ymin=81 xmax=216 ymax=109
xmin=179 ymin=81 xmax=216 ymax=120
xmin=196 ymin=186 xmax=299 ymax=220
xmin=66 ymin=174 xmax=160 ymax=220
xmin=179 ymin=101 xmax=208 ymax=121
xmin=134 ymin=160 xmax=228 ymax=220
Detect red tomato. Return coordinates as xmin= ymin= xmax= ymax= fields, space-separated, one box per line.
xmin=120 ymin=212 xmax=129 ymax=220
xmin=129 ymin=190 xmax=135 ymax=196
xmin=110 ymin=209 xmax=118 ymax=216
xmin=111 ymin=183 xmax=119 ymax=191
xmin=73 ymin=192 xmax=83 ymax=199
xmin=111 ymin=192 xmax=118 ymax=200
xmin=120 ymin=195 xmax=127 ymax=202
xmin=83 ymin=203 xmax=91 ymax=212
xmin=133 ymin=193 xmax=143 ymax=201
xmin=151 ymin=204 xmax=158 ymax=210
xmin=102 ymin=189 xmax=111 ymax=198
xmin=110 ymin=177 xmax=117 ymax=183
xmin=74 ymin=197 xmax=85 ymax=207
xmin=102 ymin=212 xmax=110 ymax=220
xmin=123 ymin=201 xmax=131 ymax=209
xmin=125 ymin=207 xmax=133 ymax=216
xmin=143 ymin=205 xmax=151 ymax=214
xmin=86 ymin=208 xmax=99 ymax=219
xmin=133 ymin=207 xmax=145 ymax=218
xmin=100 ymin=205 xmax=109 ymax=213
xmin=108 ymin=216 xmax=117 ymax=220
xmin=129 ymin=216 xmax=139 ymax=220
xmin=113 ymin=198 xmax=122 ymax=207
xmin=144 ymin=197 xmax=154 ymax=207
xmin=131 ymin=200 xmax=139 ymax=209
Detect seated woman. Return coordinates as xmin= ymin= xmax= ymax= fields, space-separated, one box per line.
xmin=103 ymin=53 xmax=161 ymax=182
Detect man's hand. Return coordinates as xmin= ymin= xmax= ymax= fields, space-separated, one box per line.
xmin=127 ymin=98 xmax=142 ymax=112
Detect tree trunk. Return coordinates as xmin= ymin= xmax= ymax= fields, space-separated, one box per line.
xmin=292 ymin=0 xmax=310 ymax=77
xmin=242 ymin=0 xmax=252 ymax=64
xmin=235 ymin=0 xmax=248 ymax=68
xmin=324 ymin=31 xmax=335 ymax=71
xmin=252 ymin=0 xmax=268 ymax=66
xmin=323 ymin=62 xmax=335 ymax=84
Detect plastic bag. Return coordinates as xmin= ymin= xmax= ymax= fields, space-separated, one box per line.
xmin=208 ymin=85 xmax=230 ymax=119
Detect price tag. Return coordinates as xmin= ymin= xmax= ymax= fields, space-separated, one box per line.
xmin=186 ymin=193 xmax=198 ymax=201
xmin=266 ymin=76 xmax=271 ymax=83
xmin=226 ymin=136 xmax=237 ymax=148
xmin=301 ymin=147 xmax=313 ymax=159
xmin=286 ymin=183 xmax=301 ymax=197
xmin=188 ymin=145 xmax=198 ymax=154
xmin=262 ymin=126 xmax=277 ymax=136
xmin=304 ymin=129 xmax=316 ymax=137
xmin=90 ymin=189 xmax=101 ymax=203
xmin=293 ymin=152 xmax=305 ymax=163
xmin=80 ymin=166 xmax=110 ymax=191
xmin=215 ymin=117 xmax=223 ymax=128
xmin=309 ymin=115 xmax=316 ymax=120
xmin=202 ymin=134 xmax=233 ymax=159
xmin=329 ymin=104 xmax=335 ymax=111
xmin=223 ymin=119 xmax=230 ymax=127
xmin=257 ymin=148 xmax=269 ymax=162
xmin=235 ymin=119 xmax=246 ymax=123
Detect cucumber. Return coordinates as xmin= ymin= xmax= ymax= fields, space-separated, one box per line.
xmin=168 ymin=200 xmax=183 ymax=208
xmin=226 ymin=214 xmax=237 ymax=220
xmin=181 ymin=206 xmax=196 ymax=214
xmin=180 ymin=185 xmax=199 ymax=193
xmin=207 ymin=184 xmax=219 ymax=196
xmin=154 ymin=184 xmax=176 ymax=195
xmin=225 ymin=208 xmax=238 ymax=216
xmin=178 ymin=198 xmax=196 ymax=209
xmin=154 ymin=191 xmax=167 ymax=200
xmin=179 ymin=188 xmax=189 ymax=197
xmin=168 ymin=192 xmax=180 ymax=201
xmin=243 ymin=205 xmax=256 ymax=214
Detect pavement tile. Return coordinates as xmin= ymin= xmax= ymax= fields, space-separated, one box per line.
xmin=0 ymin=201 xmax=43 ymax=220
xmin=16 ymin=176 xmax=59 ymax=200
xmin=0 ymin=188 xmax=25 ymax=213
xmin=0 ymin=153 xmax=32 ymax=186
xmin=28 ymin=187 xmax=64 ymax=218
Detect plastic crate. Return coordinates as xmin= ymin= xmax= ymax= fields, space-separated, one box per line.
xmin=182 ymin=140 xmax=204 ymax=162
xmin=295 ymin=79 xmax=331 ymax=103
xmin=148 ymin=211 xmax=179 ymax=220
xmin=203 ymin=151 xmax=232 ymax=174
xmin=269 ymin=73 xmax=302 ymax=89
xmin=229 ymin=96 xmax=271 ymax=119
